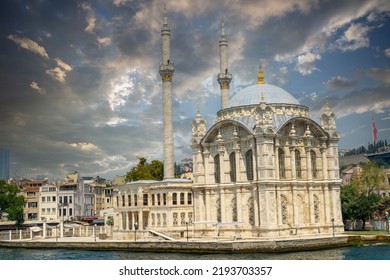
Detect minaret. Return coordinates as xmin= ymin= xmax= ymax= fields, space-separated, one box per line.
xmin=159 ymin=5 xmax=175 ymax=179
xmin=217 ymin=17 xmax=232 ymax=110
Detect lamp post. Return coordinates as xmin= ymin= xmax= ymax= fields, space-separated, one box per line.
xmin=94 ymin=224 xmax=97 ymax=242
xmin=331 ymin=217 xmax=335 ymax=237
xmin=134 ymin=222 xmax=138 ymax=242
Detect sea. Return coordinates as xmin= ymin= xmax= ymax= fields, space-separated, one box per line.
xmin=1 ymin=244 xmax=390 ymax=260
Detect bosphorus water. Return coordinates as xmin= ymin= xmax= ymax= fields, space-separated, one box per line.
xmin=1 ymin=244 xmax=390 ymax=260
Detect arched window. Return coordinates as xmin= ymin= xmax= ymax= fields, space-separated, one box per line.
xmin=278 ymin=149 xmax=285 ymax=179
xmin=246 ymin=149 xmax=254 ymax=181
xmin=214 ymin=154 xmax=221 ymax=183
xmin=295 ymin=150 xmax=302 ymax=179
xmin=229 ymin=152 xmax=236 ymax=182
xmin=172 ymin=193 xmax=177 ymax=205
xmin=311 ymin=150 xmax=317 ymax=179
xmin=134 ymin=194 xmax=138 ymax=206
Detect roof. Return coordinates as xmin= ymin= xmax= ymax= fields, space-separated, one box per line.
xmin=228 ymin=84 xmax=300 ymax=108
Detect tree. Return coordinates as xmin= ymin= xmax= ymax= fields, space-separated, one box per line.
xmin=0 ymin=179 xmax=26 ymax=227
xmin=341 ymin=161 xmax=387 ymax=230
xmin=353 ymin=161 xmax=387 ymax=194
xmin=125 ymin=157 xmax=164 ymax=182
xmin=106 ymin=216 xmax=114 ymax=227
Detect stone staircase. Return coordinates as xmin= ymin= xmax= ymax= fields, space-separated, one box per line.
xmin=148 ymin=229 xmax=175 ymax=240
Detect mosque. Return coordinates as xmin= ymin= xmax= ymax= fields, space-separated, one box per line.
xmin=112 ymin=8 xmax=344 ymax=240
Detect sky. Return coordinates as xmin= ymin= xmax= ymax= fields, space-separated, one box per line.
xmin=0 ymin=0 xmax=389 ymax=181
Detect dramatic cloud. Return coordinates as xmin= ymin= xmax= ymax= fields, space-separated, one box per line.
xmin=385 ymin=48 xmax=390 ymax=57
xmin=0 ymin=0 xmax=389 ymax=180
xmin=80 ymin=2 xmax=97 ymax=33
xmin=325 ymin=76 xmax=356 ymax=90
xmin=30 ymin=81 xmax=46 ymax=95
xmin=296 ymin=52 xmax=321 ymax=75
xmin=335 ymin=23 xmax=370 ymax=51
xmin=8 ymin=34 xmax=49 ymax=59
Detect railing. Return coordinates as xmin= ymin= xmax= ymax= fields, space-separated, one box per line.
xmin=0 ymin=225 xmax=112 ymax=241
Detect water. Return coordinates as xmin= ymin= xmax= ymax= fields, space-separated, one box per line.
xmin=1 ymin=244 xmax=390 ymax=260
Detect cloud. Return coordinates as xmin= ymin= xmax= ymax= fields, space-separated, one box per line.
xmin=54 ymin=58 xmax=72 ymax=72
xmin=296 ymin=52 xmax=321 ymax=75
xmin=315 ymin=85 xmax=390 ymax=119
xmin=46 ymin=58 xmax=72 ymax=83
xmin=80 ymin=2 xmax=97 ymax=33
xmin=97 ymin=37 xmax=112 ymax=47
xmin=30 ymin=81 xmax=46 ymax=95
xmin=325 ymin=76 xmax=356 ymax=90
xmin=385 ymin=48 xmax=390 ymax=57
xmin=335 ymin=23 xmax=370 ymax=51
xmin=367 ymin=68 xmax=390 ymax=84
xmin=8 ymin=34 xmax=49 ymax=59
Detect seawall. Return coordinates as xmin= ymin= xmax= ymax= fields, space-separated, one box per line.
xmin=2 ymin=235 xmax=389 ymax=254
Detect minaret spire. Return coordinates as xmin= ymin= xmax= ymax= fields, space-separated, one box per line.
xmin=217 ymin=17 xmax=232 ymax=110
xmin=159 ymin=4 xmax=175 ymax=179
xmin=257 ymin=65 xmax=265 ymax=84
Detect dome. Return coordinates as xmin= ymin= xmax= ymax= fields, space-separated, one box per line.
xmin=228 ymin=83 xmax=300 ymax=107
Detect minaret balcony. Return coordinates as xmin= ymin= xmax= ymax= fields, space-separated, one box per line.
xmin=159 ymin=62 xmax=175 ymax=81
xmin=217 ymin=72 xmax=232 ymax=88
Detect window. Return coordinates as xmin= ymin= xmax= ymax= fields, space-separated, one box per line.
xmin=311 ymin=150 xmax=317 ymax=178
xmin=52 ymin=196 xmax=56 ymax=202
xmin=152 ymin=194 xmax=155 ymax=206
xmin=229 ymin=152 xmax=236 ymax=182
xmin=157 ymin=194 xmax=161 ymax=206
xmin=214 ymin=154 xmax=221 ymax=183
xmin=69 ymin=208 xmax=72 ymax=216
xmin=163 ymin=193 xmax=167 ymax=205
xmin=64 ymin=196 xmax=68 ymax=205
xmin=245 ymin=150 xmax=254 ymax=181
xmin=134 ymin=194 xmax=138 ymax=206
xmin=172 ymin=193 xmax=177 ymax=205
xmin=42 ymin=197 xmax=46 ymax=203
xmin=59 ymin=196 xmax=62 ymax=204
xmin=143 ymin=194 xmax=148 ymax=206
xmin=278 ymin=149 xmax=285 ymax=179
xmin=47 ymin=196 xmax=51 ymax=202
xmin=295 ymin=150 xmax=302 ymax=179
xmin=187 ymin=193 xmax=192 ymax=205
xmin=128 ymin=195 xmax=131 ymax=206
xmin=180 ymin=193 xmax=185 ymax=205
xmin=69 ymin=196 xmax=72 ymax=204
xmin=122 ymin=195 xmax=125 ymax=207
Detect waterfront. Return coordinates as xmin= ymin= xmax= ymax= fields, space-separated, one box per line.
xmin=1 ymin=244 xmax=390 ymax=260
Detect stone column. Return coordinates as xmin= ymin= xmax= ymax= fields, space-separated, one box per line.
xmin=323 ymin=184 xmax=331 ymax=224
xmin=321 ymin=148 xmax=328 ymax=180
xmin=290 ymin=148 xmax=296 ymax=180
xmin=292 ymin=186 xmax=299 ymax=225
xmin=306 ymin=148 xmax=312 ymax=180
xmin=220 ymin=189 xmax=226 ymax=222
xmin=308 ymin=186 xmax=315 ymax=224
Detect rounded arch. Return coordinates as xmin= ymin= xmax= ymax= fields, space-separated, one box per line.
xmin=276 ymin=117 xmax=329 ymax=139
xmin=201 ymin=119 xmax=253 ymax=145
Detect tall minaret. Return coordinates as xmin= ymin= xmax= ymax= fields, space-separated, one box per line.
xmin=159 ymin=5 xmax=175 ymax=179
xmin=217 ymin=17 xmax=232 ymax=110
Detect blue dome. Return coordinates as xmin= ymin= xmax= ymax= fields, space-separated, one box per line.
xmin=228 ymin=84 xmax=299 ymax=107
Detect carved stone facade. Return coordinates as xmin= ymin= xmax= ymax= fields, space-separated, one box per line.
xmin=190 ymin=82 xmax=344 ymax=238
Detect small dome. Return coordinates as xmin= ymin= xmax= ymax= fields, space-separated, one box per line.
xmin=228 ymin=84 xmax=300 ymax=107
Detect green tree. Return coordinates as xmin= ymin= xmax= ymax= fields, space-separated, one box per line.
xmin=341 ymin=161 xmax=387 ymax=230
xmin=354 ymin=161 xmax=387 ymax=194
xmin=0 ymin=179 xmax=26 ymax=227
xmin=125 ymin=157 xmax=164 ymax=182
